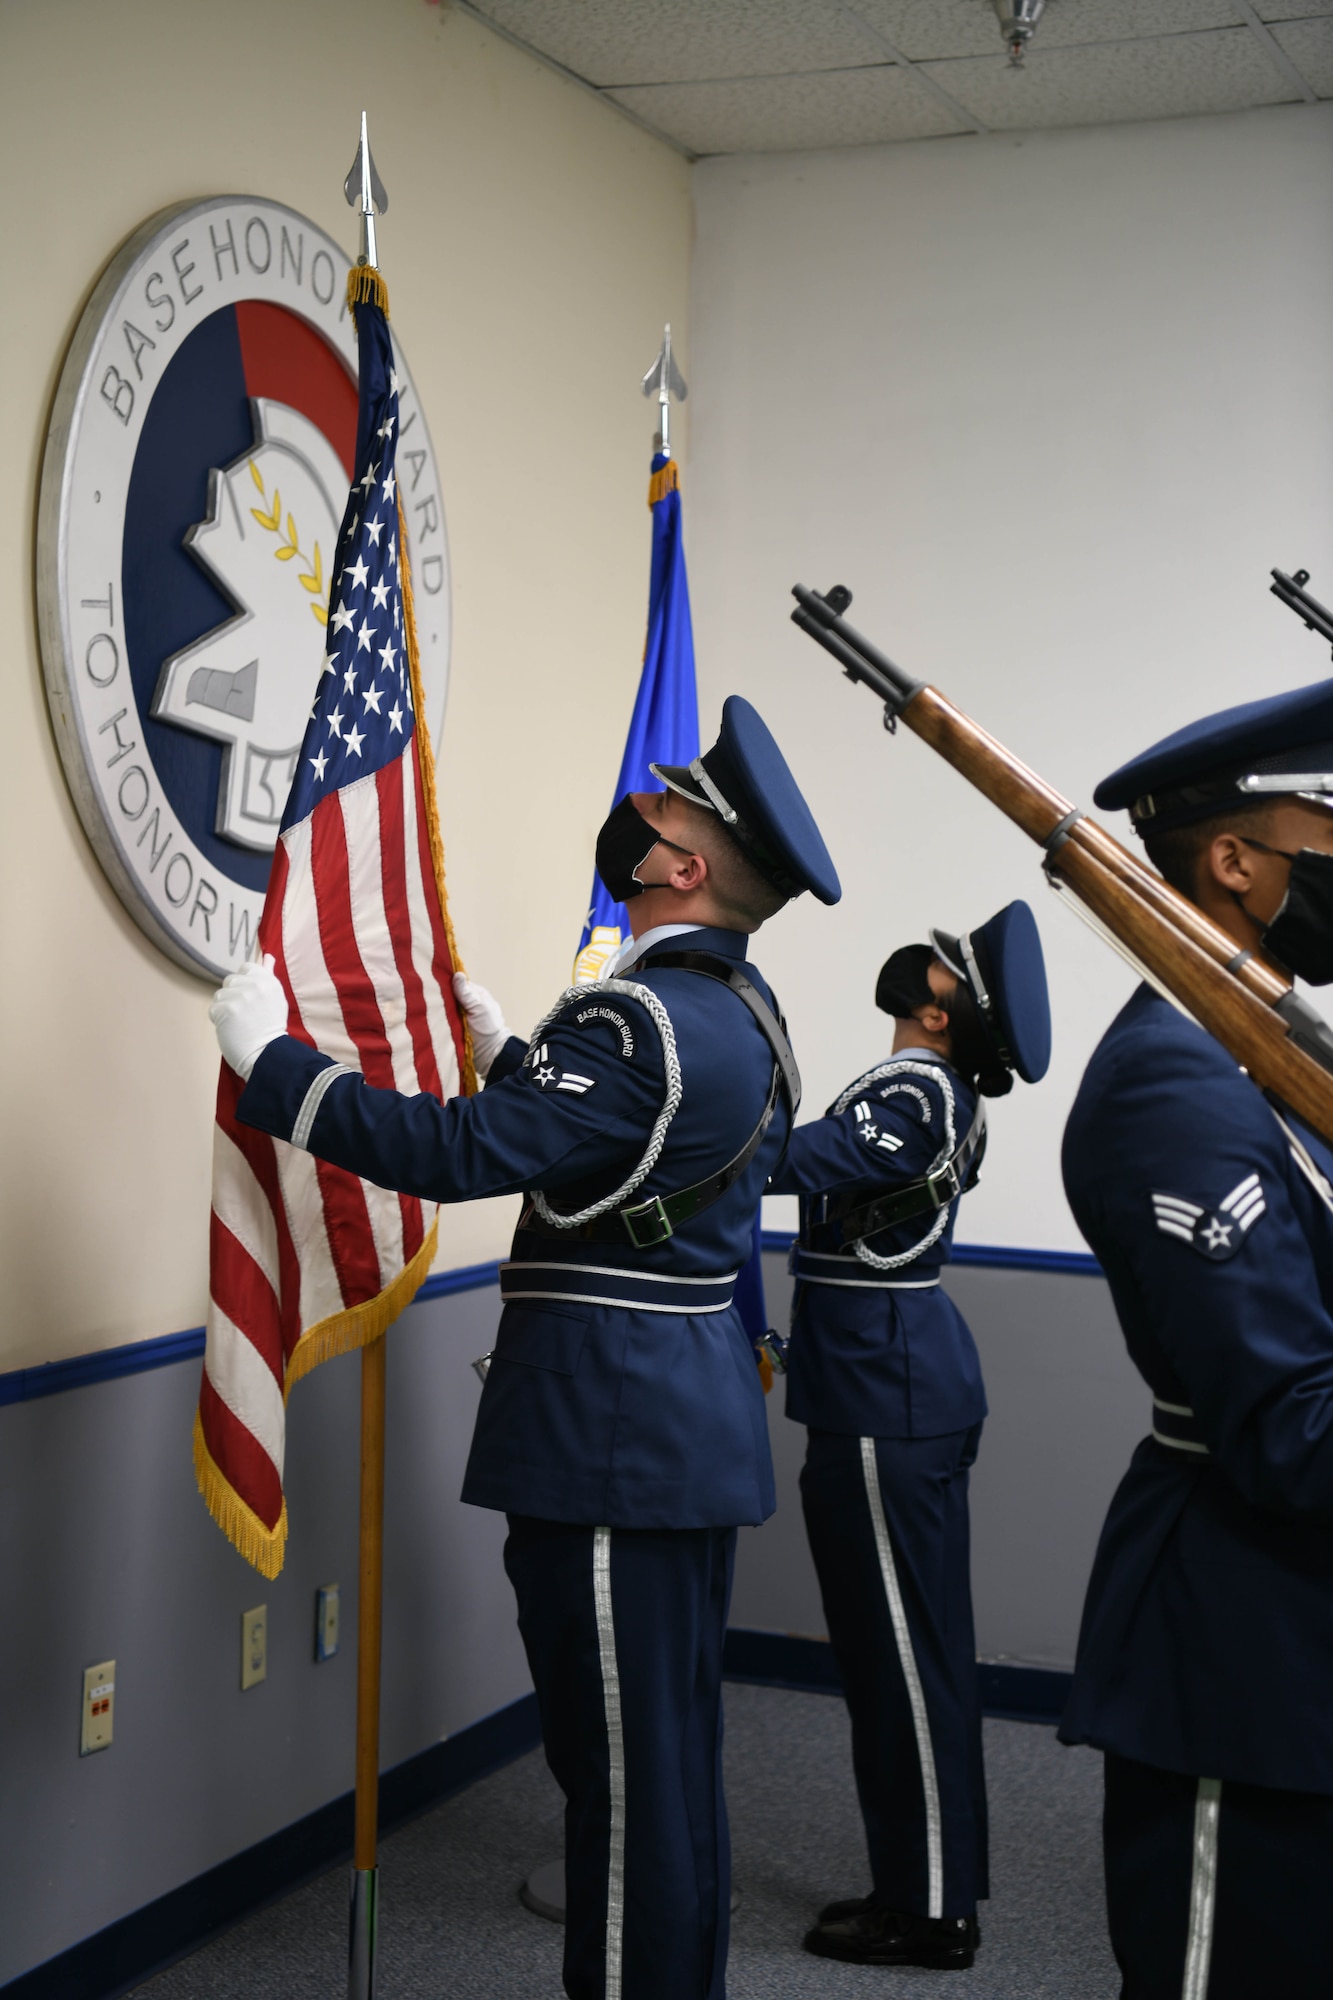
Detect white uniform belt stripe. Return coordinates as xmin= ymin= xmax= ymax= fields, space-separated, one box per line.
xmin=1152 ymin=1397 xmax=1211 ymax=1456
xmin=499 ymin=1261 xmax=737 ymax=1313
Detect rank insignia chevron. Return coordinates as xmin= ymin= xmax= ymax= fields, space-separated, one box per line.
xmin=1151 ymin=1173 xmax=1266 ymax=1261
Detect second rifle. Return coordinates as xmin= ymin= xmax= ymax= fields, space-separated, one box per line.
xmin=791 ymin=582 xmax=1333 ymax=1146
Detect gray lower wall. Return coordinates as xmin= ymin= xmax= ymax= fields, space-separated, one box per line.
xmin=0 ymin=1283 xmax=517 ymax=1988
xmin=0 ymin=1252 xmax=1146 ymax=1983
xmin=729 ymin=1254 xmax=1148 ymax=1670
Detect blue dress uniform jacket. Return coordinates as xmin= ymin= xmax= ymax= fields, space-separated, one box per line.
xmin=1060 ymin=984 xmax=1333 ymax=1796
xmin=238 ymin=925 xmax=786 ymax=1530
xmin=770 ymin=1052 xmax=987 ymax=1438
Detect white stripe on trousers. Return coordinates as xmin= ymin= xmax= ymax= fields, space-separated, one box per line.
xmin=1182 ymin=1779 xmax=1222 ymax=2000
xmin=860 ymin=1436 xmax=945 ymax=1919
xmin=593 ymin=1528 xmax=626 ymax=2000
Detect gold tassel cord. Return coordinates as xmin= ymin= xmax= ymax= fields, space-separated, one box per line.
xmin=346 ymin=263 xmax=390 ymax=316
xmin=398 ymin=494 xmax=479 ymax=1098
xmin=648 ymin=458 xmax=679 ymax=508
xmin=194 ymin=1410 xmax=289 ymax=1581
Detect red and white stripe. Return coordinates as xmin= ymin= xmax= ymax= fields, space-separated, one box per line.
xmin=198 ymin=743 xmax=466 ymax=1557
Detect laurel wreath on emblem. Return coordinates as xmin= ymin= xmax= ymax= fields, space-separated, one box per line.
xmin=248 ymin=463 xmax=327 ymax=626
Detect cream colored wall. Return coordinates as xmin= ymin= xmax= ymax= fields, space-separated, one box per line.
xmin=689 ymin=104 xmax=1333 ymax=1252
xmin=0 ymin=0 xmax=691 ymax=1369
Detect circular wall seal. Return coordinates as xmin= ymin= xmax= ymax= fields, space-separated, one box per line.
xmin=37 ymin=195 xmax=451 ymax=980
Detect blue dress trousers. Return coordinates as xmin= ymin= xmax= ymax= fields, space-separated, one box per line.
xmin=769 ymin=1051 xmax=989 ymax=1921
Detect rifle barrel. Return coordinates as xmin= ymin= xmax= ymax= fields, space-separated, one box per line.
xmin=789 ymin=578 xmax=1333 ymax=1142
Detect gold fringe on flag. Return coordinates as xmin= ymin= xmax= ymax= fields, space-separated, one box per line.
xmin=398 ymin=494 xmax=479 ymax=1098
xmin=648 ymin=458 xmax=679 ymax=507
xmin=194 ymin=1409 xmax=290 ymax=1581
xmin=346 ymin=263 xmax=390 ymax=316
xmin=286 ymin=1216 xmax=441 ymax=1389
xmin=193 ymin=1219 xmax=442 ymax=1578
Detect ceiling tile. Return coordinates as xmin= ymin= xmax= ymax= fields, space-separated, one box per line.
xmin=847 ymin=0 xmax=1245 ymax=62
xmin=605 ymin=65 xmax=970 ymax=153
xmin=925 ymin=26 xmax=1299 ymax=129
xmin=468 ymin=0 xmax=881 ymax=87
xmin=1256 ymin=4 xmax=1333 ymax=19
xmin=1269 ymin=14 xmax=1333 ymax=86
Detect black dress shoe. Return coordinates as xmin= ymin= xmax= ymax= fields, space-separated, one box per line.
xmin=816 ymin=1890 xmax=877 ymax=1925
xmin=803 ymin=1903 xmax=980 ymax=1969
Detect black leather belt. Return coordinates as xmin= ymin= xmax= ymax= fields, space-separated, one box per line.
xmin=809 ymin=1099 xmax=987 ymax=1249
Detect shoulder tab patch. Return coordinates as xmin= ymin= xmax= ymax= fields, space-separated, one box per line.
xmin=568 ymin=1002 xmax=637 ymax=1061
xmin=877 ymin=1077 xmax=934 ymax=1124
xmin=852 ymin=1099 xmax=905 ymax=1154
xmin=1151 ymin=1173 xmax=1266 ymax=1261
xmin=525 ymin=1042 xmax=597 ymax=1096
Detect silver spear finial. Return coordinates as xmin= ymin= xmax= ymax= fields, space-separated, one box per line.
xmin=641 ymin=323 xmax=688 ymax=461
xmin=343 ymin=111 xmax=388 ymax=267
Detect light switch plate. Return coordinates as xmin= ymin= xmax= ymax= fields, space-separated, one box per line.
xmin=241 ymin=1605 xmax=267 ymax=1690
xmin=81 ymin=1660 xmax=115 ymax=1755
xmin=315 ymin=1584 xmax=340 ymax=1661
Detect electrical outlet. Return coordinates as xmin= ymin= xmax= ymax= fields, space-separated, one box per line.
xmin=315 ymin=1584 xmax=340 ymax=1661
xmin=81 ymin=1661 xmax=115 ymax=1755
xmin=241 ymin=1605 xmax=267 ymax=1690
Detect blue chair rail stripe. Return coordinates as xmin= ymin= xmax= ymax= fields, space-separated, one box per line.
xmin=0 ymin=1260 xmax=502 ymax=1407
xmin=2 ymin=1239 xmax=1101 ymax=1406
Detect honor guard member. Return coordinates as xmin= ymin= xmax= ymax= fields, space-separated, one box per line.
xmin=771 ymin=901 xmax=1051 ymax=1972
xmin=210 ymin=696 xmax=840 ymax=2000
xmin=1060 ymin=681 xmax=1333 ymax=2000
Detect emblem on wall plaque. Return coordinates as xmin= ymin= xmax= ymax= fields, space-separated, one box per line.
xmin=37 ymin=195 xmax=451 ymax=979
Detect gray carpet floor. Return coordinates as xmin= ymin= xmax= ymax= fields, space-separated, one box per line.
xmin=134 ymin=1683 xmax=1119 ymax=1998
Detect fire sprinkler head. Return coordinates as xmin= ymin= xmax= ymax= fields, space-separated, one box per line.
xmin=992 ymin=0 xmax=1046 ymax=66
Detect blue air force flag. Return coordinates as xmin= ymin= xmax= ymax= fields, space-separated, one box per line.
xmin=572 ymin=450 xmax=772 ymax=1365
xmin=573 ymin=452 xmax=699 ymax=984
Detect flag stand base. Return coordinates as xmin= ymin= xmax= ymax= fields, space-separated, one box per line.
xmin=519 ymin=1859 xmax=740 ymax=1924
xmin=348 ymin=1865 xmax=378 ymax=1999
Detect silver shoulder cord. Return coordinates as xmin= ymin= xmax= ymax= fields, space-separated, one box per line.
xmin=830 ymin=1057 xmax=961 ymax=1271
xmin=526 ymin=980 xmax=683 ymax=1229
xmin=1269 ymin=1106 xmax=1333 ymax=1217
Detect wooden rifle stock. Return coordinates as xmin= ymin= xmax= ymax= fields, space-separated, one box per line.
xmin=791 ymin=584 xmax=1333 ymax=1147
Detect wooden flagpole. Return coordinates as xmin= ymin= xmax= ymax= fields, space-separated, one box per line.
xmin=349 ymin=1333 xmax=386 ymax=1999
xmin=343 ymin=113 xmax=391 ymax=2000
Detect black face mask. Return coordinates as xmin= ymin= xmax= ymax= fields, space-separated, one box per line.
xmin=875 ymin=943 xmax=938 ymax=1020
xmin=594 ymin=794 xmax=694 ymax=904
xmin=1240 ymin=839 xmax=1333 ymax=985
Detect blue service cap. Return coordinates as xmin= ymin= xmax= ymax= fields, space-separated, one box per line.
xmin=651 ymin=694 xmax=842 ymax=905
xmin=1095 ymin=677 xmax=1333 ymax=834
xmin=930 ymin=900 xmax=1051 ymax=1087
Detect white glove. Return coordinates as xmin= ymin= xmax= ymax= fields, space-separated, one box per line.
xmin=209 ymin=954 xmax=290 ymax=1081
xmin=453 ymin=972 xmax=512 ymax=1081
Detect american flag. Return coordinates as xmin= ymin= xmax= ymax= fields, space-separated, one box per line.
xmin=194 ymin=272 xmax=473 ymax=1579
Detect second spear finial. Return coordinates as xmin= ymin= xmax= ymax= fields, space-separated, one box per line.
xmin=344 ymin=111 xmax=388 ymax=268
xmin=641 ymin=324 xmax=688 ymax=461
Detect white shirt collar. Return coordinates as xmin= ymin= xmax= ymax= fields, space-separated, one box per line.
xmin=601 ymin=922 xmax=704 ymax=981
